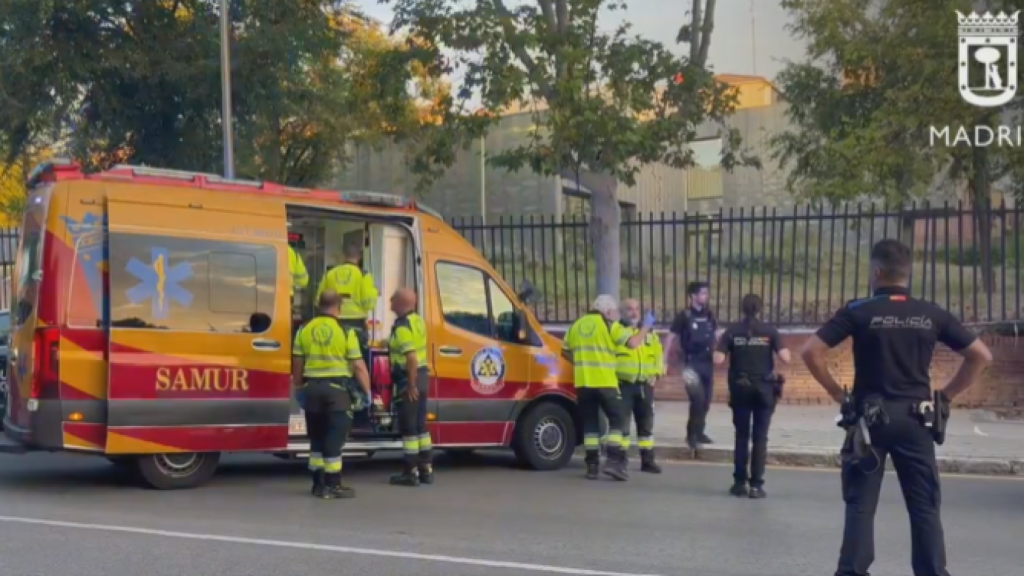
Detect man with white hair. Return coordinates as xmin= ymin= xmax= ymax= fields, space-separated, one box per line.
xmin=563 ymin=294 xmax=655 ymax=480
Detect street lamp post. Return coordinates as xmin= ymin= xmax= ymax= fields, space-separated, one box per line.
xmin=220 ymin=0 xmax=235 ymax=178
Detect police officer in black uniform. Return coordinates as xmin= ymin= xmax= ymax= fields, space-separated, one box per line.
xmin=670 ymin=281 xmax=718 ymax=449
xmin=713 ymin=294 xmax=791 ymax=499
xmin=801 ymin=239 xmax=992 ymax=576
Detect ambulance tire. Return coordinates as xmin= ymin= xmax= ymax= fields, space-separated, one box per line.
xmin=513 ymin=402 xmax=575 ymax=471
xmin=134 ymin=452 xmax=221 ymax=490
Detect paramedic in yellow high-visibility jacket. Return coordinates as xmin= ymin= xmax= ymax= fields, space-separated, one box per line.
xmin=317 ymin=243 xmax=379 ymax=362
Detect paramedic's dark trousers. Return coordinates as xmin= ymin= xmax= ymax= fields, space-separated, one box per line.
xmin=731 ymin=386 xmax=773 ymax=488
xmin=395 ymin=367 xmax=432 ymax=471
xmin=836 ymin=400 xmax=948 ymax=576
xmin=686 ymin=358 xmax=714 ymax=440
xmin=620 ymin=381 xmax=655 ymax=456
xmin=303 ymin=379 xmax=355 ymax=489
xmin=579 ymin=387 xmax=625 ymax=463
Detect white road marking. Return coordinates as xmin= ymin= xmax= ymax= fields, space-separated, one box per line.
xmin=0 ymin=515 xmax=664 ymax=576
xmin=973 ymin=426 xmax=989 ymax=437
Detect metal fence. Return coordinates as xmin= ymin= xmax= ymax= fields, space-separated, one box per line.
xmin=451 ymin=203 xmax=1024 ymax=326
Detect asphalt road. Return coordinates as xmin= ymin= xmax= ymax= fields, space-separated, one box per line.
xmin=0 ymin=452 xmax=1021 ymax=576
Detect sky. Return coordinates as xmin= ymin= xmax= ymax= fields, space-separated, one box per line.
xmin=358 ymin=0 xmax=807 ymax=80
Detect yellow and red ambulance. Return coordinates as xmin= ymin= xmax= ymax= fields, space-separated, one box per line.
xmin=0 ymin=160 xmax=578 ymax=489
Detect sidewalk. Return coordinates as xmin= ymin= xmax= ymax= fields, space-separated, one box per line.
xmin=636 ymin=402 xmax=1024 ymax=476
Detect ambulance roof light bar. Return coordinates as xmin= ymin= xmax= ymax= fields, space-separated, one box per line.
xmin=338 ymin=190 xmax=443 ymax=219
xmin=26 ymin=158 xmax=83 ymax=188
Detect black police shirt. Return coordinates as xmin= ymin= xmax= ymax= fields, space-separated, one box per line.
xmin=716 ymin=319 xmax=781 ymax=381
xmin=670 ymin=306 xmax=717 ymax=360
xmin=815 ymin=286 xmax=977 ymax=401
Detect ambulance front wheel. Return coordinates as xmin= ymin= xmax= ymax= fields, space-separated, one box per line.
xmin=134 ymin=452 xmax=221 ymax=490
xmin=513 ymin=401 xmax=575 ymax=471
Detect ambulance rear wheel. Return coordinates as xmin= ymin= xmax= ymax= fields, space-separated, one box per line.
xmin=135 ymin=452 xmax=221 ymax=490
xmin=513 ymin=402 xmax=575 ymax=471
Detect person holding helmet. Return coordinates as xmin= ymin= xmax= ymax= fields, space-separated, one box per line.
xmin=713 ymin=294 xmax=791 ymax=499
xmin=562 ymin=295 xmax=655 ymax=481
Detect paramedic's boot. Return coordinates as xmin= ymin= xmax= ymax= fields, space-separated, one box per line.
xmin=748 ymin=486 xmax=767 ymax=499
xmin=310 ymin=469 xmax=325 ymax=497
xmin=640 ymin=449 xmax=662 ymax=474
xmin=418 ymin=463 xmax=434 ymax=485
xmin=584 ymin=451 xmax=600 ymax=480
xmin=323 ymin=474 xmax=356 ymax=499
xmin=390 ymin=457 xmax=420 ymax=487
xmin=602 ymin=447 xmax=629 ymax=481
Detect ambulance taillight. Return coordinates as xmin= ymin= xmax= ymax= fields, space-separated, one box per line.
xmin=30 ymin=328 xmax=60 ymax=399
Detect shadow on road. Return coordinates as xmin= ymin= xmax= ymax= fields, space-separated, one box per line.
xmin=0 ymin=450 xmax=551 ymax=492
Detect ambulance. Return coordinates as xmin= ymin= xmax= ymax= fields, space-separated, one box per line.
xmin=0 ymin=160 xmax=578 ymax=489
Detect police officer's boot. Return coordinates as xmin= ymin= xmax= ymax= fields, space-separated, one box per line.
xmin=310 ymin=469 xmax=325 ymax=497
xmin=584 ymin=451 xmax=600 ymax=480
xmin=748 ymin=486 xmax=766 ymax=499
xmin=640 ymin=449 xmax=662 ymax=474
xmin=390 ymin=457 xmax=420 ymax=487
xmin=323 ymin=473 xmax=356 ymax=499
xmin=729 ymin=482 xmax=748 ymax=497
xmin=602 ymin=447 xmax=629 ymax=481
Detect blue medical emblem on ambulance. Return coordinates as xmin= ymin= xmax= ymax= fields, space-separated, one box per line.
xmin=125 ymin=247 xmax=193 ymax=319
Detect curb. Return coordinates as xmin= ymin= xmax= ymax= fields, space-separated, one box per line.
xmin=576 ymin=446 xmax=1024 ymax=476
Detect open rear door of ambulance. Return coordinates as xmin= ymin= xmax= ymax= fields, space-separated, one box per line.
xmin=103 ymin=186 xmax=292 ymax=473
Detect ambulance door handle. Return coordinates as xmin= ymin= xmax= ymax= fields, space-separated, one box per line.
xmin=251 ymin=338 xmax=281 ymax=351
xmin=438 ymin=346 xmax=462 ymax=357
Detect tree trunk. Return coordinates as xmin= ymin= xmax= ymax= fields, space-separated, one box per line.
xmin=571 ymin=169 xmax=622 ymax=299
xmin=971 ymin=145 xmax=994 ymax=294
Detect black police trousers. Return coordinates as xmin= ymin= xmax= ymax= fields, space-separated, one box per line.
xmin=729 ymin=383 xmax=774 ymax=488
xmin=394 ymin=367 xmax=432 ymax=468
xmin=303 ymin=378 xmax=355 ymax=487
xmin=686 ymin=359 xmax=714 ymax=440
xmin=620 ymin=381 xmax=655 ymax=452
xmin=836 ymin=399 xmax=948 ymax=576
xmin=579 ymin=387 xmax=625 ymax=462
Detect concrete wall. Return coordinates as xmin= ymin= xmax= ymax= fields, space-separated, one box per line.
xmin=334 ymin=112 xmax=559 ymax=220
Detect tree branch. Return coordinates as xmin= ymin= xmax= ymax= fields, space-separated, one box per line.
xmin=696 ymin=0 xmax=716 ymax=66
xmin=537 ymin=0 xmax=556 ymax=30
xmin=689 ymin=0 xmax=702 ymax=63
xmin=492 ymin=0 xmax=554 ymax=99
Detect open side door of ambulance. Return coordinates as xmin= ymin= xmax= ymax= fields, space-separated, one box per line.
xmin=103 ymin=187 xmax=293 ymax=455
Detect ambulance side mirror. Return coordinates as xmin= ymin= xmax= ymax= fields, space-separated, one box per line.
xmin=515 ymin=309 xmax=528 ymax=342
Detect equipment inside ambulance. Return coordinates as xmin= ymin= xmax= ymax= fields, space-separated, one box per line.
xmin=0 ymin=161 xmax=580 ymax=490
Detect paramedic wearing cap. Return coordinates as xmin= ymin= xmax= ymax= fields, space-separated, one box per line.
xmin=317 ymin=243 xmax=379 ymax=361
xmin=801 ymin=239 xmax=992 ymax=576
xmin=293 ymin=290 xmax=372 ymax=500
xmin=387 ymin=287 xmax=434 ymax=487
xmin=563 ymin=295 xmax=655 ymax=481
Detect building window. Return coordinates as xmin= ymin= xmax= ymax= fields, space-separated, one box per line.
xmin=108 ymin=234 xmax=276 ymax=333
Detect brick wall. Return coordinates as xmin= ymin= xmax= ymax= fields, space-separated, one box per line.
xmin=546 ymin=327 xmax=1024 ymax=408
xmin=660 ymin=333 xmax=1024 ymax=408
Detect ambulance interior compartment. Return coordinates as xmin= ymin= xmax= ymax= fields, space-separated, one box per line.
xmin=286 ymin=206 xmax=418 ymax=439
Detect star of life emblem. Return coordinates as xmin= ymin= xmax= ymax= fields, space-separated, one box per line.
xmin=957 ymin=10 xmax=1020 ymax=108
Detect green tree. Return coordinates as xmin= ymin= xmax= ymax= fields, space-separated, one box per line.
xmin=772 ymin=0 xmax=1024 ymax=292
xmin=0 ymin=0 xmax=430 ymax=187
xmin=384 ymin=0 xmax=755 ymax=298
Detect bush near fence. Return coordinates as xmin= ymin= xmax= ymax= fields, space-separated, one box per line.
xmin=452 ymin=203 xmax=1024 ymax=326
